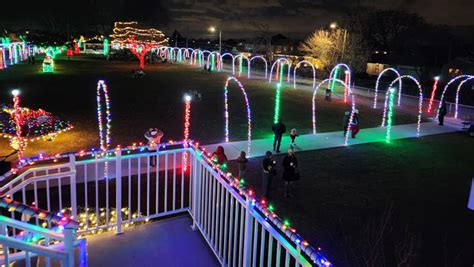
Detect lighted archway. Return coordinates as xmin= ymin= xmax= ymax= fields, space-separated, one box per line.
xmin=373 ymin=68 xmax=402 ymax=108
xmin=328 ymin=64 xmax=352 ymax=103
xmin=312 ymin=78 xmax=356 ymax=145
xmin=293 ymin=60 xmax=316 ymax=89
xmin=269 ymin=58 xmax=291 ymax=83
xmin=455 ymin=77 xmax=474 ymax=118
xmin=249 ymin=56 xmax=268 ymax=78
xmin=437 ymin=75 xmax=474 ymax=118
xmin=224 ymin=77 xmax=252 ymax=155
xmin=96 ymin=80 xmax=112 ymax=152
xmin=233 ymin=54 xmax=250 ymax=78
xmin=206 ymin=52 xmax=221 ymax=71
xmin=381 ymin=75 xmax=423 ymax=137
xmin=220 ymin=53 xmax=235 ymax=74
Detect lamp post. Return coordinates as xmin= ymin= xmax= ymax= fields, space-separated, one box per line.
xmin=209 ymin=26 xmax=222 ymax=54
xmin=330 ymin=22 xmax=348 ymax=62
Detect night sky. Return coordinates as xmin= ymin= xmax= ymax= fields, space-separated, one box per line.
xmin=1 ymin=0 xmax=473 ymax=37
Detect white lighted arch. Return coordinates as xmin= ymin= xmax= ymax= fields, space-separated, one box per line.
xmin=381 ymin=75 xmax=423 ymax=137
xmin=206 ymin=52 xmax=221 ymax=70
xmin=220 ymin=53 xmax=235 ymax=74
xmin=249 ymin=56 xmax=268 ymax=78
xmin=328 ymin=64 xmax=352 ymax=101
xmin=233 ymin=54 xmax=251 ymax=78
xmin=437 ymin=75 xmax=474 ymax=118
xmin=269 ymin=58 xmax=291 ymax=83
xmin=373 ymin=68 xmax=402 ymax=108
xmin=293 ymin=60 xmax=316 ymax=89
xmin=455 ymin=77 xmax=474 ymax=119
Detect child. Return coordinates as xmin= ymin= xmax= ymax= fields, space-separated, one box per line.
xmin=237 ymin=151 xmax=248 ymax=178
xmin=290 ymin=128 xmax=298 ymax=145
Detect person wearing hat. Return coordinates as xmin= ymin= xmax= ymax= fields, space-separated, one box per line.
xmin=262 ymin=151 xmax=277 ymax=199
xmin=144 ymin=128 xmax=163 ymax=166
xmin=350 ymin=109 xmax=360 ymax=138
xmin=282 ymin=149 xmax=299 ymax=198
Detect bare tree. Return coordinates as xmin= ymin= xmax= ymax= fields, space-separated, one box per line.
xmin=247 ymin=21 xmax=273 ymax=59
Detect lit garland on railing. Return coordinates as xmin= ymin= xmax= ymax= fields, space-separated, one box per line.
xmin=183 ymin=94 xmax=192 ymax=172
xmin=193 ymin=144 xmax=331 ymax=266
xmin=373 ymin=68 xmax=402 ymax=108
xmin=96 ymin=80 xmax=112 ymax=153
xmin=224 ymin=77 xmax=252 ymax=155
xmin=382 ymin=75 xmax=423 ymax=137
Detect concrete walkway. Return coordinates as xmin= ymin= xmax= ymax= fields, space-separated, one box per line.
xmin=203 ymin=119 xmax=462 ymax=160
xmin=85 ymin=215 xmax=219 ymax=267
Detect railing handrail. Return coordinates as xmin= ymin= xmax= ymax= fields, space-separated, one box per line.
xmin=0 ymin=215 xmax=64 ymax=241
xmin=0 ymin=235 xmax=68 ymax=261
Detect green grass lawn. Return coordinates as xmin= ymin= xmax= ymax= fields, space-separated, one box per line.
xmin=1 ymin=54 xmax=422 ymax=158
xmin=229 ymin=132 xmax=474 ymax=266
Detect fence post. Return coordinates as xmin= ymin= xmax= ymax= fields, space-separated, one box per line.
xmin=242 ymin=196 xmax=253 ymax=267
xmin=64 ymin=226 xmax=75 ymax=267
xmin=191 ymin=150 xmax=201 ymax=231
xmin=68 ymin=154 xmax=77 ymax=219
xmin=115 ymin=149 xmax=123 ymax=234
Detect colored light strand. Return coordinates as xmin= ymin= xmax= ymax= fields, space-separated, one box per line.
xmin=12 ymin=92 xmax=24 ymax=161
xmin=385 ymin=88 xmax=396 ymax=143
xmin=103 ymin=39 xmax=109 ymax=57
xmin=373 ymin=68 xmax=402 ymax=108
xmin=427 ymin=77 xmax=439 ymax=113
xmin=274 ymin=84 xmax=282 ymax=124
xmin=183 ymin=95 xmax=192 ymax=172
xmin=234 ymin=54 xmax=250 ymax=78
xmin=312 ymin=78 xmax=351 ymax=134
xmin=382 ymin=75 xmax=423 ymax=137
xmin=96 ymin=80 xmax=112 ymax=152
xmin=224 ymin=77 xmax=252 ymax=155
xmin=220 ymin=53 xmax=235 ymax=74
xmin=293 ymin=60 xmax=316 ymax=89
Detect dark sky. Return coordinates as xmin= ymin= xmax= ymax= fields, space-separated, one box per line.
xmin=1 ymin=0 xmax=473 ymax=38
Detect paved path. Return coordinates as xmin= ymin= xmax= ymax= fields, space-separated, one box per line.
xmin=203 ymin=119 xmax=462 ymax=160
xmin=85 ymin=215 xmax=219 ymax=267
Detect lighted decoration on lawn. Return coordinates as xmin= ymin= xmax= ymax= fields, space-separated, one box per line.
xmin=249 ymin=56 xmax=268 ymax=78
xmin=96 ymin=80 xmax=112 ymax=153
xmin=427 ymin=76 xmax=440 ymax=113
xmin=436 ymin=75 xmax=474 ymax=119
xmin=207 ymin=52 xmax=221 ymax=72
xmin=42 ymin=55 xmax=54 ymax=73
xmin=103 ymin=38 xmax=109 ymax=57
xmin=373 ymin=68 xmax=402 ymax=108
xmin=385 ymin=88 xmax=396 ymax=143
xmin=0 ymin=47 xmax=5 ymax=69
xmin=455 ymin=77 xmax=474 ymax=118
xmin=293 ymin=60 xmax=316 ymax=89
xmin=382 ymin=75 xmax=423 ymax=137
xmin=274 ymin=84 xmax=282 ymax=124
xmin=327 ymin=64 xmax=351 ymax=102
xmin=110 ymin=21 xmax=168 ymax=69
xmin=312 ymin=78 xmax=352 ymax=134
xmin=221 ymin=53 xmax=235 ymax=73
xmin=0 ymin=91 xmax=73 ymax=161
xmin=269 ymin=58 xmax=291 ymax=83
xmin=224 ymin=77 xmax=252 ymax=155
xmin=234 ymin=54 xmax=250 ymax=78
xmin=183 ymin=94 xmax=192 ymax=172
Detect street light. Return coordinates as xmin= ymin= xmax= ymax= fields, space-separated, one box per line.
xmin=329 ymin=22 xmax=347 ymax=62
xmin=208 ymin=26 xmax=222 ymax=54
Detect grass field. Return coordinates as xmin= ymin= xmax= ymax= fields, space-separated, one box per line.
xmin=1 ymin=54 xmax=422 ymax=158
xmin=229 ymin=132 xmax=474 ymax=266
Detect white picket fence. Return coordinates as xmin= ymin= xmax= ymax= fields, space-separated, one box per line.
xmin=0 ymin=145 xmax=331 ymax=266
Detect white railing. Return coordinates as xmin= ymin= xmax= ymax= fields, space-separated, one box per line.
xmin=0 ymin=198 xmax=86 ymax=267
xmin=0 ymin=144 xmax=331 ymax=266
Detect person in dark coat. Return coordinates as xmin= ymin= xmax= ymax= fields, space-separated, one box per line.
xmin=236 ymin=151 xmax=248 ymax=178
xmin=262 ymin=151 xmax=277 ymax=199
xmin=438 ymin=100 xmax=447 ymax=126
xmin=282 ymin=150 xmax=298 ymax=198
xmin=272 ymin=118 xmax=286 ymax=153
xmin=212 ymin=146 xmax=228 ymax=166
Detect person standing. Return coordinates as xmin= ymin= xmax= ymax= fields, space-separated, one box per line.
xmin=350 ymin=109 xmax=360 ymax=138
xmin=282 ymin=150 xmax=299 ymax=198
xmin=262 ymin=151 xmax=277 ymax=199
xmin=212 ymin=146 xmax=228 ymax=165
xmin=290 ymin=128 xmax=298 ymax=147
xmin=272 ymin=118 xmax=286 ymax=153
xmin=438 ymin=100 xmax=447 ymax=126
xmin=236 ymin=151 xmax=248 ymax=178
